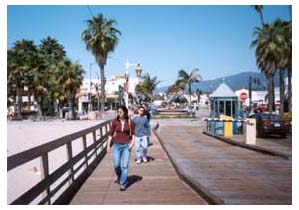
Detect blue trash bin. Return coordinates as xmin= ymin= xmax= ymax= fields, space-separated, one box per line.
xmin=233 ymin=121 xmax=238 ymax=134
xmin=215 ymin=121 xmax=224 ymax=136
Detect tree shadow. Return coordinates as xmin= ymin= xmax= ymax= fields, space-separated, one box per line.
xmin=127 ymin=175 xmax=143 ymax=188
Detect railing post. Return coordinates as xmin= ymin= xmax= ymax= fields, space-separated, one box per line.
xmin=82 ymin=135 xmax=88 ymax=168
xmin=105 ymin=124 xmax=108 ymax=135
xmin=66 ymin=142 xmax=75 ymax=183
xmin=41 ymin=154 xmax=51 ymax=204
xmin=99 ymin=126 xmax=103 ymax=137
xmin=92 ymin=130 xmax=98 ymax=157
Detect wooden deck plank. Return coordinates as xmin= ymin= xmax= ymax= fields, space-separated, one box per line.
xmin=70 ymin=131 xmax=207 ymax=205
xmin=156 ymin=124 xmax=292 ymax=205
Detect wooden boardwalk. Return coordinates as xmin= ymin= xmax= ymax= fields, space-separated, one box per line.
xmin=70 ymin=131 xmax=208 ymax=204
xmin=156 ymin=124 xmax=292 ymax=205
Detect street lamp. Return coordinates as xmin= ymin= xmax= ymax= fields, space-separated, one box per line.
xmin=124 ymin=60 xmax=142 ymax=107
xmin=135 ymin=63 xmax=142 ymax=77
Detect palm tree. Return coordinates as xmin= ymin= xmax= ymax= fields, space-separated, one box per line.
xmin=57 ymin=59 xmax=84 ymax=119
xmin=272 ymin=19 xmax=291 ymax=115
xmin=82 ymin=13 xmax=121 ymax=115
xmin=39 ymin=36 xmax=66 ymax=116
xmin=251 ymin=6 xmax=292 ymax=115
xmin=135 ymin=73 xmax=161 ymax=103
xmin=176 ymin=68 xmax=202 ymax=108
xmin=252 ymin=5 xmax=275 ymax=112
xmin=166 ymin=83 xmax=182 ymax=96
xmin=252 ymin=5 xmax=265 ymax=27
xmin=7 ymin=39 xmax=38 ymax=119
xmin=278 ymin=12 xmax=292 ymax=114
xmin=251 ymin=23 xmax=281 ymax=113
xmin=7 ymin=49 xmax=23 ymax=119
xmin=286 ymin=21 xmax=292 ymax=114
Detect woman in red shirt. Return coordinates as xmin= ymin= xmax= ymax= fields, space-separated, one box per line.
xmin=107 ymin=105 xmax=135 ymax=191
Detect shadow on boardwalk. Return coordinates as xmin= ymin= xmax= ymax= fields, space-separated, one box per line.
xmin=126 ymin=175 xmax=143 ymax=188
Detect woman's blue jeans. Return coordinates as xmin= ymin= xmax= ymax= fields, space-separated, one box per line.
xmin=112 ymin=143 xmax=130 ymax=187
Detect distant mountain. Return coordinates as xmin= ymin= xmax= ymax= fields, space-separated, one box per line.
xmin=155 ymin=71 xmax=281 ymax=94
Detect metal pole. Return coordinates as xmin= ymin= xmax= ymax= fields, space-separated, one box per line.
xmin=125 ymin=60 xmax=129 ymax=107
xmin=249 ymin=77 xmax=252 ymax=113
xmin=89 ymin=63 xmax=92 ymax=111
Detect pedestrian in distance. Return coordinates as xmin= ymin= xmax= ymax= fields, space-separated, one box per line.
xmin=133 ymin=106 xmax=151 ymax=164
xmin=143 ymin=104 xmax=152 ymax=146
xmin=107 ymin=105 xmax=135 ymax=191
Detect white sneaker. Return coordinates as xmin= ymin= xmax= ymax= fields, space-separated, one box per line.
xmin=142 ymin=157 xmax=148 ymax=163
xmin=136 ymin=159 xmax=142 ymax=164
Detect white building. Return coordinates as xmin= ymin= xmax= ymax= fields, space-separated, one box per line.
xmin=235 ymin=88 xmax=282 ymax=107
xmin=77 ymin=75 xmax=140 ymax=113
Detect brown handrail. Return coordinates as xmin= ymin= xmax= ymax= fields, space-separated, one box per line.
xmin=7 ymin=120 xmax=111 ymax=205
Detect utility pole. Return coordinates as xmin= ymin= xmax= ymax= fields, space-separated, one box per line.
xmin=89 ymin=63 xmax=93 ymax=112
xmin=248 ymin=76 xmax=261 ymax=113
xmin=249 ymin=76 xmax=252 ymax=112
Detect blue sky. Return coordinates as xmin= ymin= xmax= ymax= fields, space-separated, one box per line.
xmin=7 ymin=5 xmax=290 ymax=87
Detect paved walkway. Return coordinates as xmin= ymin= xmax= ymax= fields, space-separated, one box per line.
xmin=70 ymin=129 xmax=207 ymax=204
xmin=155 ymin=122 xmax=292 ymax=205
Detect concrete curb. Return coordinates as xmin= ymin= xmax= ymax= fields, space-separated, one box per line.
xmin=203 ymin=131 xmax=291 ymax=160
xmin=153 ymin=123 xmax=225 ymax=205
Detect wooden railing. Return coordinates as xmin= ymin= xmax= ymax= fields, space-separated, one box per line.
xmin=7 ymin=120 xmax=111 ymax=205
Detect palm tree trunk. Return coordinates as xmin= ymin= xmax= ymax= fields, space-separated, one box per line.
xmin=16 ymin=86 xmax=22 ymax=119
xmin=66 ymin=90 xmax=74 ymax=120
xmin=288 ymin=67 xmax=292 ymax=113
xmin=28 ymin=88 xmax=32 ymax=112
xmin=279 ymin=69 xmax=285 ymax=115
xmin=54 ymin=99 xmax=59 ymax=117
xmin=259 ymin=12 xmax=265 ymax=27
xmin=272 ymin=77 xmax=276 ymax=112
xmin=268 ymin=75 xmax=274 ymax=113
xmin=67 ymin=95 xmax=73 ymax=120
xmin=100 ymin=65 xmax=106 ymax=115
xmin=37 ymin=95 xmax=43 ymax=117
xmin=189 ymin=82 xmax=192 ymax=109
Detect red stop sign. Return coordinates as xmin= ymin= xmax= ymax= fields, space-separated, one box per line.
xmin=240 ymin=92 xmax=247 ymax=101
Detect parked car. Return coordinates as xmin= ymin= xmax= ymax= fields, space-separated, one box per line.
xmin=248 ymin=113 xmax=290 ymax=138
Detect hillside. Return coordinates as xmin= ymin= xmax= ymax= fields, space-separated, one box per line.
xmin=155 ymin=71 xmax=281 ymax=94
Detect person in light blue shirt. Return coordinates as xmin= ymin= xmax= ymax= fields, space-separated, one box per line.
xmin=142 ymin=104 xmax=152 ymax=145
xmin=239 ymin=105 xmax=248 ymax=119
xmin=133 ymin=106 xmax=151 ymax=164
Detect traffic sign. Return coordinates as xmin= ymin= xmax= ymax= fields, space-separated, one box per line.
xmin=240 ymin=92 xmax=247 ymax=101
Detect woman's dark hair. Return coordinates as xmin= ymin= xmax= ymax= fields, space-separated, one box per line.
xmin=116 ymin=105 xmax=129 ymax=120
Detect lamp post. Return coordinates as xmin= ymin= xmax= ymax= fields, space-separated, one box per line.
xmin=89 ymin=62 xmax=97 ymax=112
xmin=124 ymin=60 xmax=142 ymax=107
xmin=196 ymin=88 xmax=201 ymax=110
